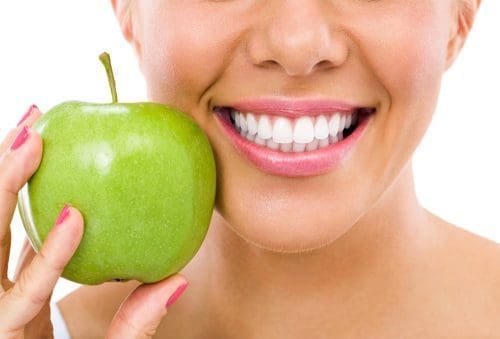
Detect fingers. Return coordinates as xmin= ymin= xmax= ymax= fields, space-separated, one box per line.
xmin=0 ymin=206 xmax=84 ymax=333
xmin=0 ymin=105 xmax=42 ymax=154
xmin=0 ymin=105 xmax=43 ymax=282
xmin=106 ymin=274 xmax=189 ymax=339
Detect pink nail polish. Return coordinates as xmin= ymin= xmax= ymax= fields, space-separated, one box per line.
xmin=10 ymin=126 xmax=30 ymax=151
xmin=55 ymin=205 xmax=71 ymax=225
xmin=166 ymin=282 xmax=189 ymax=308
xmin=17 ymin=104 xmax=38 ymax=126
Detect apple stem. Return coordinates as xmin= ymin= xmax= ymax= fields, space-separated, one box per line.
xmin=99 ymin=52 xmax=118 ymax=103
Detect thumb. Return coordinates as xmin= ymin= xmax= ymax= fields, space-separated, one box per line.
xmin=105 ymin=274 xmax=188 ymax=339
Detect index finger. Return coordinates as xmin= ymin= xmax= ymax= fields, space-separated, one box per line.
xmin=0 ymin=105 xmax=42 ymax=282
xmin=0 ymin=105 xmax=41 ymax=155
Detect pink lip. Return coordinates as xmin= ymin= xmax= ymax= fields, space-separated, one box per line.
xmin=226 ymin=98 xmax=360 ymax=119
xmin=213 ymin=101 xmax=375 ymax=177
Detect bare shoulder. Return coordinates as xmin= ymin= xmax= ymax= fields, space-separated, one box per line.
xmin=57 ymin=280 xmax=141 ymax=338
xmin=429 ymin=213 xmax=500 ymax=335
xmin=433 ymin=213 xmax=500 ymax=270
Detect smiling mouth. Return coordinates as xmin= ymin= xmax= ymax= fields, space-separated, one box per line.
xmin=214 ymin=106 xmax=375 ymax=153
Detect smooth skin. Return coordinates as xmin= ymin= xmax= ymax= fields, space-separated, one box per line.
xmin=2 ymin=0 xmax=500 ymax=338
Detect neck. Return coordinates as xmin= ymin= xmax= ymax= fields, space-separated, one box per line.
xmin=183 ymin=161 xmax=437 ymax=335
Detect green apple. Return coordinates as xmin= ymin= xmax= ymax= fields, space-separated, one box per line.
xmin=18 ymin=52 xmax=216 ymax=285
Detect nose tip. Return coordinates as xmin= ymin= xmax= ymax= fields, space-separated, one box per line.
xmin=266 ymin=33 xmax=348 ymax=77
xmin=246 ymin=4 xmax=349 ymax=77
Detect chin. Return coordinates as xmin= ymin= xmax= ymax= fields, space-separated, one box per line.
xmin=218 ymin=207 xmax=356 ymax=254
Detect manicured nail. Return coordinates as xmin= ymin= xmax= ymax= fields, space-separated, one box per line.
xmin=166 ymin=282 xmax=188 ymax=308
xmin=55 ymin=205 xmax=71 ymax=225
xmin=17 ymin=104 xmax=38 ymax=126
xmin=10 ymin=126 xmax=30 ymax=151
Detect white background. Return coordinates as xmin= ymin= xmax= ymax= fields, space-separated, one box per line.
xmin=0 ymin=1 xmax=499 ymax=303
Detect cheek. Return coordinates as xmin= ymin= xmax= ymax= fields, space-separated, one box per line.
xmin=377 ymin=30 xmax=447 ymax=111
xmin=358 ymin=7 xmax=449 ymax=109
xmin=375 ymin=24 xmax=448 ymax=155
xmin=138 ymin=7 xmax=239 ymax=112
xmin=356 ymin=9 xmax=451 ymax=195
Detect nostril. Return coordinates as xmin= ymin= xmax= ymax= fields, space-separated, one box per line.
xmin=258 ymin=58 xmax=336 ymax=77
xmin=257 ymin=59 xmax=281 ymax=70
xmin=315 ymin=60 xmax=335 ymax=70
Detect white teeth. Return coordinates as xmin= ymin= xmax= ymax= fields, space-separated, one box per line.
xmin=257 ymin=115 xmax=273 ymax=139
xmin=305 ymin=138 xmax=319 ymax=151
xmin=328 ymin=114 xmax=341 ymax=136
xmin=292 ymin=142 xmax=307 ymax=152
xmin=273 ymin=118 xmax=293 ymax=144
xmin=235 ymin=112 xmax=240 ymax=128
xmin=319 ymin=138 xmax=329 ymax=148
xmin=293 ymin=116 xmax=315 ymax=144
xmin=345 ymin=114 xmax=352 ymax=129
xmin=254 ymin=136 xmax=266 ymax=145
xmin=266 ymin=139 xmax=280 ymax=150
xmin=280 ymin=142 xmax=292 ymax=152
xmin=229 ymin=109 xmax=363 ymax=153
xmin=314 ymin=115 xmax=329 ymax=140
xmin=239 ymin=113 xmax=248 ymax=132
xmin=339 ymin=115 xmax=346 ymax=131
xmin=329 ymin=134 xmax=338 ymax=144
xmin=245 ymin=132 xmax=255 ymax=142
xmin=247 ymin=113 xmax=258 ymax=136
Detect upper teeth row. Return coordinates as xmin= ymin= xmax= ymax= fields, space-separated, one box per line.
xmin=231 ymin=110 xmax=357 ymax=144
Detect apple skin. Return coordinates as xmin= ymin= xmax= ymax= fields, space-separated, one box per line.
xmin=18 ymin=101 xmax=216 ymax=285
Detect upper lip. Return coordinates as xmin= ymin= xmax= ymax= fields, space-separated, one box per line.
xmin=213 ymin=97 xmax=376 ymax=119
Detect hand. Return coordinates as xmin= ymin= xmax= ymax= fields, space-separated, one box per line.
xmin=0 ymin=106 xmax=189 ymax=339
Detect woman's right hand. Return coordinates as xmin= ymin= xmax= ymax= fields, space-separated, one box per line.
xmin=0 ymin=105 xmax=188 ymax=339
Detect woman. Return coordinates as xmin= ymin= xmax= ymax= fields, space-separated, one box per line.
xmin=1 ymin=0 xmax=498 ymax=338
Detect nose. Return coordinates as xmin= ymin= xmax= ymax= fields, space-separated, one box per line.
xmin=246 ymin=1 xmax=349 ymax=77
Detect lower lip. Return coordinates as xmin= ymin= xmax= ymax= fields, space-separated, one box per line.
xmin=214 ymin=110 xmax=373 ymax=177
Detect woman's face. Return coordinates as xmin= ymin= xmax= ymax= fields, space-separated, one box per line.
xmin=120 ymin=0 xmax=464 ymax=252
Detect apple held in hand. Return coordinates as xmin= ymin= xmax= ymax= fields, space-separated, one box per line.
xmin=18 ymin=53 xmax=216 ymax=285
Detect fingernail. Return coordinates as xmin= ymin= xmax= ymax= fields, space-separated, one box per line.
xmin=166 ymin=282 xmax=188 ymax=308
xmin=10 ymin=126 xmax=30 ymax=151
xmin=17 ymin=104 xmax=38 ymax=126
xmin=55 ymin=204 xmax=71 ymax=225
